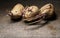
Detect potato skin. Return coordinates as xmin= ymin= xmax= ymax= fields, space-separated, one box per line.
xmin=23 ymin=6 xmax=39 ymax=21
xmin=39 ymin=3 xmax=54 ymax=16
xmin=39 ymin=3 xmax=54 ymax=20
xmin=23 ymin=3 xmax=54 ymax=24
xmin=8 ymin=3 xmax=24 ymax=19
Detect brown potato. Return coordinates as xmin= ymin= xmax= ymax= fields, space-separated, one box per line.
xmin=8 ymin=3 xmax=24 ymax=19
xmin=23 ymin=6 xmax=39 ymax=21
xmin=23 ymin=3 xmax=54 ymax=24
xmin=39 ymin=3 xmax=54 ymax=16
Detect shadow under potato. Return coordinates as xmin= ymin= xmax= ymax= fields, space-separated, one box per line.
xmin=10 ymin=11 xmax=57 ymax=27
xmin=10 ymin=16 xmax=22 ymax=23
xmin=24 ymin=12 xmax=57 ymax=25
xmin=24 ymin=12 xmax=57 ymax=30
xmin=44 ymin=11 xmax=57 ymax=21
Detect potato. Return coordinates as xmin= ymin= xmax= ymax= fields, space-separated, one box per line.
xmin=39 ymin=3 xmax=54 ymax=15
xmin=8 ymin=3 xmax=24 ymax=19
xmin=23 ymin=3 xmax=54 ymax=24
xmin=23 ymin=6 xmax=39 ymax=21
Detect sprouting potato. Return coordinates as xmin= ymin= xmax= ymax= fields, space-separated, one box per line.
xmin=23 ymin=3 xmax=54 ymax=24
xmin=8 ymin=3 xmax=24 ymax=19
xmin=8 ymin=3 xmax=54 ymax=24
xmin=23 ymin=6 xmax=39 ymax=21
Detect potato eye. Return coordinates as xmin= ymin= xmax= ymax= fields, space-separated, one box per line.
xmin=49 ymin=5 xmax=51 ymax=8
xmin=15 ymin=11 xmax=17 ymax=12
